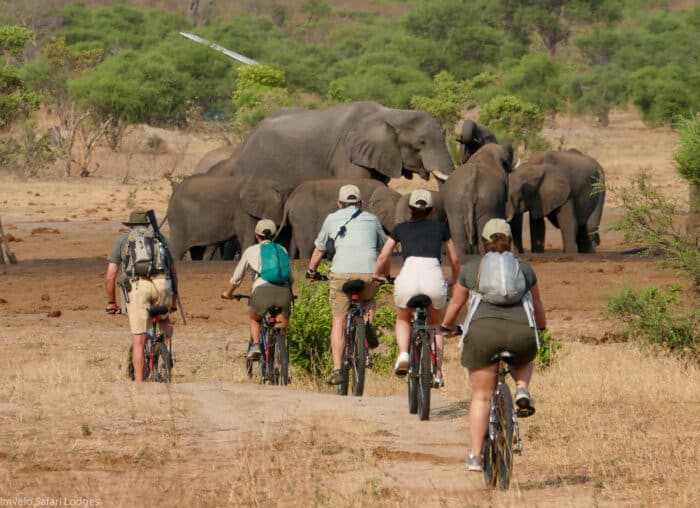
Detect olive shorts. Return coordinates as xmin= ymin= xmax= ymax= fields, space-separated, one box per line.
xmin=249 ymin=284 xmax=292 ymax=317
xmin=125 ymin=276 xmax=172 ymax=335
xmin=328 ymin=273 xmax=379 ymax=316
xmin=461 ymin=318 xmax=538 ymax=369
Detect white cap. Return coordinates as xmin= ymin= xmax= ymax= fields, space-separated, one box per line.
xmin=408 ymin=189 xmax=432 ymax=208
xmin=481 ymin=218 xmax=512 ymax=240
xmin=255 ymin=219 xmax=277 ymax=236
xmin=338 ymin=184 xmax=361 ymax=204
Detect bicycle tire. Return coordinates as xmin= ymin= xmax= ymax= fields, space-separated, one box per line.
xmin=153 ymin=342 xmax=172 ymax=383
xmin=482 ymin=432 xmax=497 ymax=488
xmin=245 ymin=338 xmax=254 ymax=379
xmin=274 ymin=332 xmax=289 ymax=385
xmin=494 ymin=384 xmax=515 ymax=490
xmin=337 ymin=315 xmax=352 ymax=396
xmin=417 ymin=331 xmax=432 ymax=421
xmin=407 ymin=335 xmax=418 ymax=414
xmin=351 ymin=315 xmax=367 ymax=396
xmin=260 ymin=331 xmax=270 ymax=384
xmin=126 ymin=345 xmax=135 ymax=381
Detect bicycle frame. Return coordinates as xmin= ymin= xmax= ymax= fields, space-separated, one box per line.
xmin=337 ymin=292 xmax=369 ymax=396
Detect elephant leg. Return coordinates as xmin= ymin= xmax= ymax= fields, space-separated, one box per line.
xmin=509 ymin=214 xmax=524 ymax=254
xmin=555 ymin=201 xmax=579 ymax=254
xmin=203 ymin=244 xmax=221 ymax=260
xmin=529 ymin=216 xmax=546 ymax=253
xmin=222 ymin=238 xmax=240 ymax=260
xmin=576 ymin=226 xmax=594 ymax=253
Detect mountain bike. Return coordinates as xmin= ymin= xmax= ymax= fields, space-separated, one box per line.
xmin=405 ymin=294 xmax=437 ymax=421
xmin=233 ymin=295 xmax=289 ymax=385
xmin=127 ymin=304 xmax=172 ymax=382
xmin=482 ymin=351 xmax=523 ymax=490
xmin=337 ymin=279 xmax=369 ymax=397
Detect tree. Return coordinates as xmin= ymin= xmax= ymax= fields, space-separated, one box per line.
xmin=0 ymin=25 xmax=39 ymax=130
xmin=410 ymin=71 xmax=475 ymax=132
xmin=479 ymin=94 xmax=546 ymax=154
xmin=673 ymin=115 xmax=700 ymax=241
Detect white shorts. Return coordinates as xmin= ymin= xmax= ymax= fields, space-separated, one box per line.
xmin=393 ymin=257 xmax=447 ymax=310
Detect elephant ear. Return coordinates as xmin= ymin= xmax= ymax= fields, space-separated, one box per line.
xmin=496 ymin=144 xmax=514 ymax=172
xmin=238 ymin=178 xmax=290 ymax=224
xmin=345 ymin=115 xmax=402 ymax=178
xmin=525 ymin=164 xmax=570 ymax=219
xmin=459 ymin=119 xmax=477 ymax=143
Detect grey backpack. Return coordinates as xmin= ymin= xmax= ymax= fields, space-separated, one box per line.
xmin=477 ymin=251 xmax=527 ymax=304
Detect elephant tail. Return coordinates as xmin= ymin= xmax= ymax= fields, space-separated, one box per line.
xmin=587 ymin=167 xmax=606 ymax=246
xmin=274 ymin=198 xmax=292 ymax=242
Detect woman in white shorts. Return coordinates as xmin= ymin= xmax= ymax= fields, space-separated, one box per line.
xmin=373 ymin=189 xmax=460 ymax=385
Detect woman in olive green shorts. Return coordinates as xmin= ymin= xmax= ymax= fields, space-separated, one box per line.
xmin=441 ymin=219 xmax=547 ymax=472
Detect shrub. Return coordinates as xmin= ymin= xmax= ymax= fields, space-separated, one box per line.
xmin=287 ymin=279 xmax=332 ymax=378
xmin=536 ymin=328 xmax=562 ymax=369
xmin=479 ymin=94 xmax=547 ymax=153
xmin=606 ymin=285 xmax=698 ymax=359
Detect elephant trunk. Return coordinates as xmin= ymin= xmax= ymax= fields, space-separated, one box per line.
xmin=421 ymin=148 xmax=454 ymax=182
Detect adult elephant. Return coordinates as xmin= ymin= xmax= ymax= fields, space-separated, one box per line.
xmin=166 ymin=174 xmax=294 ymax=260
xmin=394 ymin=189 xmax=446 ymax=226
xmin=443 ymin=143 xmax=514 ymax=260
xmin=457 ymin=119 xmax=497 ymax=164
xmin=506 ymin=149 xmax=606 ymax=253
xmin=278 ymin=179 xmax=401 ymax=259
xmin=207 ymin=102 xmax=454 ymax=185
xmin=192 ymin=144 xmax=239 ymax=175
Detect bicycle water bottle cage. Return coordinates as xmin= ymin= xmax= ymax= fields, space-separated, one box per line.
xmin=148 ymin=305 xmax=169 ymax=318
xmin=490 ymin=351 xmax=516 ymax=364
xmin=406 ymin=294 xmax=432 ymax=309
xmin=342 ymin=279 xmax=365 ymax=296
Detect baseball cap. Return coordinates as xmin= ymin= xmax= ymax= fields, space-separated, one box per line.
xmin=123 ymin=210 xmax=150 ymax=226
xmin=481 ymin=218 xmax=512 ymax=240
xmin=255 ymin=219 xmax=277 ymax=236
xmin=408 ymin=189 xmax=433 ymax=209
xmin=338 ymin=184 xmax=361 ymax=204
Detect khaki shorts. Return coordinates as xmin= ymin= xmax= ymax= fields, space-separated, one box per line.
xmin=328 ymin=273 xmax=379 ymax=316
xmin=461 ymin=318 xmax=537 ymax=369
xmin=125 ymin=276 xmax=173 ymax=334
xmin=249 ymin=284 xmax=292 ymax=317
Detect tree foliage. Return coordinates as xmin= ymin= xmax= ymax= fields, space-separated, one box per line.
xmin=231 ymin=64 xmax=291 ymax=137
xmin=0 ymin=25 xmax=39 ymax=130
xmin=479 ymin=95 xmax=546 ymax=153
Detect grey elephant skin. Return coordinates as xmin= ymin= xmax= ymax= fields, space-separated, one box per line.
xmin=507 ymin=149 xmax=606 ymax=253
xmin=394 ymin=189 xmax=446 ymax=226
xmin=206 ymin=101 xmax=454 ymax=185
xmin=443 ymin=143 xmax=514 ymax=260
xmin=457 ymin=119 xmax=497 ymax=164
xmin=279 ymin=179 xmax=400 ymax=259
xmin=192 ymin=145 xmax=239 ymax=175
xmin=166 ymin=174 xmax=294 ymax=260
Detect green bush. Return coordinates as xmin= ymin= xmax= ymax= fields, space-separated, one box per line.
xmin=479 ymin=94 xmax=546 ymax=153
xmin=536 ymin=328 xmax=562 ymax=369
xmin=606 ymin=285 xmax=698 ymax=359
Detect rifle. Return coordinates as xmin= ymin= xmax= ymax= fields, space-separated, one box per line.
xmin=146 ymin=209 xmax=187 ymax=325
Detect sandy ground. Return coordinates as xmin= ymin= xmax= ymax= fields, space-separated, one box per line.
xmin=0 ymin=109 xmax=698 ymax=506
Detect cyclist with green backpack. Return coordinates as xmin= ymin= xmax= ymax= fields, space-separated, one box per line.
xmin=221 ymin=219 xmax=293 ymax=360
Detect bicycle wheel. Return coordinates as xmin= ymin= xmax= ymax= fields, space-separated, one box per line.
xmin=351 ymin=315 xmax=367 ymax=396
xmin=482 ymin=431 xmax=497 ymax=488
xmin=271 ymin=331 xmax=289 ymax=385
xmin=417 ymin=331 xmax=432 ymax=420
xmin=245 ymin=339 xmax=254 ymax=379
xmin=126 ymin=345 xmax=135 ymax=381
xmin=494 ymin=384 xmax=515 ymax=489
xmin=153 ymin=342 xmax=172 ymax=383
xmin=407 ymin=336 xmax=418 ymax=414
xmin=259 ymin=332 xmax=270 ymax=383
xmin=337 ymin=317 xmax=352 ymax=396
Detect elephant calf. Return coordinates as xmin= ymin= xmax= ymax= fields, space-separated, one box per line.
xmin=507 ymin=149 xmax=606 ymax=253
xmin=279 ymin=178 xmax=400 ymax=259
xmin=166 ymin=174 xmax=294 ymax=260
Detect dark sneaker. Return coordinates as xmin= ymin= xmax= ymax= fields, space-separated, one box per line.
xmin=466 ymin=453 xmax=483 ymax=472
xmin=432 ymin=375 xmax=444 ymax=389
xmin=365 ymin=323 xmax=379 ymax=349
xmin=515 ymin=387 xmax=536 ymax=417
xmin=325 ymin=368 xmax=344 ymax=385
xmin=246 ymin=342 xmax=261 ymax=361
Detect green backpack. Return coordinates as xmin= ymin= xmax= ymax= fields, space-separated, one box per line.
xmin=259 ymin=242 xmax=290 ymax=285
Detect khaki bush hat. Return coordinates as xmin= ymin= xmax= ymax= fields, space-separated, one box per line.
xmin=408 ymin=189 xmax=433 ymax=208
xmin=338 ymin=184 xmax=361 ymax=204
xmin=255 ymin=219 xmax=277 ymax=236
xmin=481 ymin=218 xmax=512 ymax=240
xmin=123 ymin=210 xmax=150 ymax=226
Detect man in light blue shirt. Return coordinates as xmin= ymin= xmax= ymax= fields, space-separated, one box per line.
xmin=307 ymin=184 xmax=387 ymax=385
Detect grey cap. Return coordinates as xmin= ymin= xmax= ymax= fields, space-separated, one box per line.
xmin=338 ymin=184 xmax=361 ymax=204
xmin=408 ymin=189 xmax=433 ymax=208
xmin=123 ymin=210 xmax=150 ymax=226
xmin=481 ymin=218 xmax=512 ymax=240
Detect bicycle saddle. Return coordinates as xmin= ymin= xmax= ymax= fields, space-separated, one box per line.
xmin=148 ymin=304 xmax=169 ymax=317
xmin=490 ymin=351 xmax=516 ymax=364
xmin=342 ymin=279 xmax=365 ymax=295
xmin=406 ymin=294 xmax=432 ymax=309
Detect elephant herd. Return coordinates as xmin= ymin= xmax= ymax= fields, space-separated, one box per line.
xmin=165 ymin=101 xmax=606 ymax=262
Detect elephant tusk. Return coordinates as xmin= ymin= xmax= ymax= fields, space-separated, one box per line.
xmin=432 ymin=170 xmax=449 ymax=182
xmin=514 ymin=158 xmax=521 ymax=169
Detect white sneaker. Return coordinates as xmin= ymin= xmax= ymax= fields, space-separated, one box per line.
xmin=394 ymin=352 xmax=409 ymax=376
xmin=466 ymin=453 xmax=483 ymax=472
